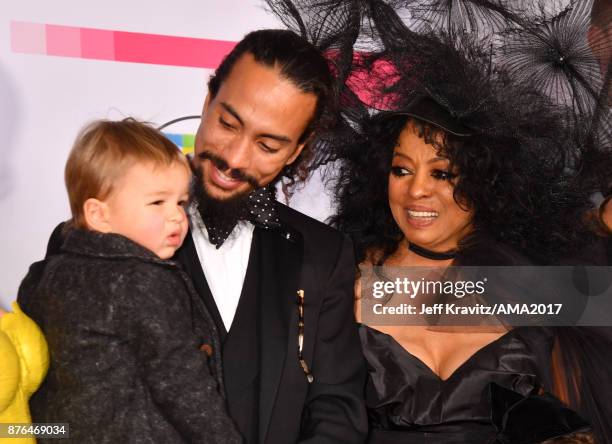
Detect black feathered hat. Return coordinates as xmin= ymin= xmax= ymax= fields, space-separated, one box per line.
xmin=265 ymin=0 xmax=610 ymax=259
xmin=265 ymin=0 xmax=610 ymax=181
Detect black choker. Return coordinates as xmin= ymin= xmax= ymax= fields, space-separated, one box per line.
xmin=408 ymin=242 xmax=457 ymax=261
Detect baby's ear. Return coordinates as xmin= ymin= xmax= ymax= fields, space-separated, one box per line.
xmin=83 ymin=198 xmax=112 ymax=233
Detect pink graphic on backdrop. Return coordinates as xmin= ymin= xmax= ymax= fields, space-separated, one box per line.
xmin=10 ymin=21 xmax=46 ymax=54
xmin=10 ymin=21 xmax=236 ymax=69
xmin=80 ymin=28 xmax=115 ymax=60
xmin=113 ymin=30 xmax=234 ymax=68
xmin=46 ymin=25 xmax=81 ymax=57
xmin=9 ymin=21 xmax=381 ymax=102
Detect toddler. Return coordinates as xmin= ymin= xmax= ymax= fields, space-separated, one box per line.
xmin=18 ymin=119 xmax=240 ymax=444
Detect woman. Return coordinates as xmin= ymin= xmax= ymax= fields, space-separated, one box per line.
xmin=264 ymin=0 xmax=611 ymax=441
xmin=330 ymin=32 xmax=611 ymax=444
xmin=335 ymin=106 xmax=602 ymax=443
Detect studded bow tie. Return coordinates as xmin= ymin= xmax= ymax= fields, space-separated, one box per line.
xmin=204 ymin=185 xmax=281 ymax=248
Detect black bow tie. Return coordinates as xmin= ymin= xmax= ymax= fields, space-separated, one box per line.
xmin=204 ymin=185 xmax=281 ymax=248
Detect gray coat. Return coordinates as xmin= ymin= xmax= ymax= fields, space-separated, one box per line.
xmin=18 ymin=228 xmax=241 ymax=444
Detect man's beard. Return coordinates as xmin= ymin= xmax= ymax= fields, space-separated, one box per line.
xmin=191 ymin=151 xmax=258 ymax=233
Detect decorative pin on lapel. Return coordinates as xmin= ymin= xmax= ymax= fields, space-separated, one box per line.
xmin=296 ymin=289 xmax=314 ymax=383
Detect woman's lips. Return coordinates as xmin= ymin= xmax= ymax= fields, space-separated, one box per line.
xmin=208 ymin=162 xmax=245 ymax=191
xmin=404 ymin=206 xmax=439 ymax=228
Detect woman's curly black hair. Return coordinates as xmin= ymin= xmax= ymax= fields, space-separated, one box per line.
xmin=330 ymin=55 xmax=599 ymax=265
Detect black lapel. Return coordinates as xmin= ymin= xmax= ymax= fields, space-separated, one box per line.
xmin=257 ymin=224 xmax=303 ymax=443
xmin=174 ymin=230 xmax=227 ymax=338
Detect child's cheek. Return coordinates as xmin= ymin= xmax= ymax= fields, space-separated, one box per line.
xmin=144 ymin=214 xmax=167 ymax=240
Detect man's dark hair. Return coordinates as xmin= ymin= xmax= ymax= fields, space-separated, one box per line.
xmin=208 ymin=29 xmax=336 ymax=187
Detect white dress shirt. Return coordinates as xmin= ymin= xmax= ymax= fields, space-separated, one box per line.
xmin=189 ymin=206 xmax=254 ymax=331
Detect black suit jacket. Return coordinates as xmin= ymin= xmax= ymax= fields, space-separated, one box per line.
xmin=176 ymin=203 xmax=367 ymax=443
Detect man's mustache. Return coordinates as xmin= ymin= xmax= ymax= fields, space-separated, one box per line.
xmin=197 ymin=150 xmax=260 ymax=188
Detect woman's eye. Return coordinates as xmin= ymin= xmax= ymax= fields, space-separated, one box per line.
xmin=390 ymin=166 xmax=411 ymax=177
xmin=431 ymin=170 xmax=457 ymax=181
xmin=149 ymin=200 xmax=164 ymax=206
xmin=178 ymin=200 xmax=188 ymax=208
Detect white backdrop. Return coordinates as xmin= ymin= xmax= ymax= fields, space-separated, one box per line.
xmin=0 ymin=1 xmax=334 ymax=308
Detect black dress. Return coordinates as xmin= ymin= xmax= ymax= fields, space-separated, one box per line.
xmin=361 ymin=325 xmax=593 ymax=443
xmin=360 ymin=237 xmax=612 ymax=443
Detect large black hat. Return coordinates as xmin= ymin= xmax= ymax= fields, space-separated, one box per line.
xmin=266 ymin=0 xmax=610 ymax=192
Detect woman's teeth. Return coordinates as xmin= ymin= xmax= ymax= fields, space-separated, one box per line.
xmin=407 ymin=210 xmax=438 ymax=218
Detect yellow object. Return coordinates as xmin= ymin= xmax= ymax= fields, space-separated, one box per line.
xmin=0 ymin=302 xmax=49 ymax=444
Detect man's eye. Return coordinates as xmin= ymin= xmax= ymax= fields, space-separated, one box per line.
xmin=390 ymin=166 xmax=411 ymax=177
xmin=219 ymin=117 xmax=234 ymax=129
xmin=431 ymin=170 xmax=457 ymax=181
xmin=259 ymin=142 xmax=279 ymax=153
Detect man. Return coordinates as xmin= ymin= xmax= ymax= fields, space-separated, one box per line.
xmin=182 ymin=29 xmax=367 ymax=443
xmin=177 ymin=29 xmax=367 ymax=443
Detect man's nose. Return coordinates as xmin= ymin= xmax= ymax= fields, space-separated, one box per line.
xmin=222 ymin=135 xmax=252 ymax=171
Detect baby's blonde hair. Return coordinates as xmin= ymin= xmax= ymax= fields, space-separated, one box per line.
xmin=65 ymin=118 xmax=188 ymax=229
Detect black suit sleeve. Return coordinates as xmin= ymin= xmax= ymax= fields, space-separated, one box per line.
xmin=299 ymin=235 xmax=368 ymax=443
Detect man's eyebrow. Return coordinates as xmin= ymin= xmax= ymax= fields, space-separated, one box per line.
xmin=220 ymin=102 xmax=244 ymax=126
xmin=259 ymin=132 xmax=292 ymax=143
xmin=221 ymin=102 xmax=293 ymax=144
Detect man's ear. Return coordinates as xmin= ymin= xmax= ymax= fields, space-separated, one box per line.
xmin=83 ymin=198 xmax=112 ymax=233
xmin=286 ymin=144 xmax=305 ymax=166
xmin=286 ymin=137 xmax=310 ymax=166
